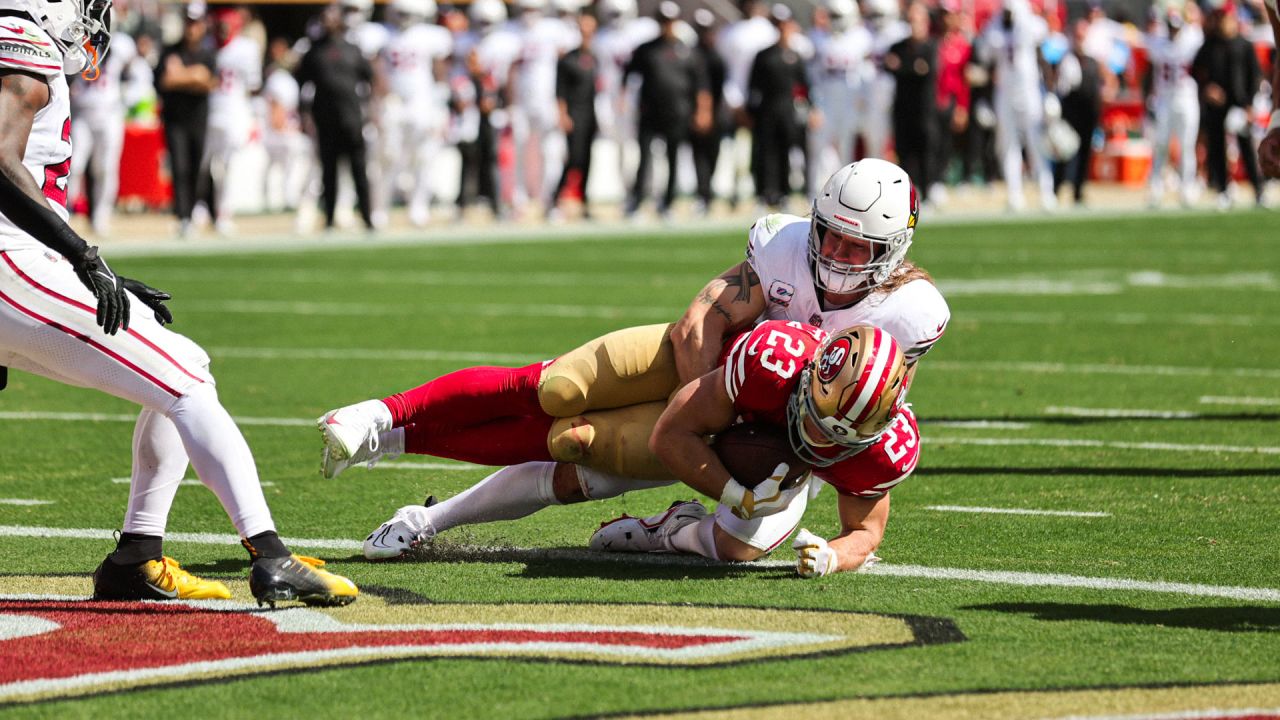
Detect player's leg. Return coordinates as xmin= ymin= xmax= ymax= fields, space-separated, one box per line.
xmin=409 ymin=119 xmax=442 ymax=226
xmin=0 ymin=250 xmax=356 ymax=605
xmin=546 ymin=401 xmax=671 ymax=480
xmin=1175 ymin=101 xmax=1200 ymax=205
xmin=68 ymin=117 xmax=95 ymax=224
xmin=537 ymin=322 xmax=677 ymax=417
xmin=91 ymin=114 xmax=125 ymax=236
xmin=364 ymin=460 xmax=673 ymax=559
xmin=996 ymin=102 xmax=1024 ymax=210
xmin=589 ymin=480 xmax=809 ymax=561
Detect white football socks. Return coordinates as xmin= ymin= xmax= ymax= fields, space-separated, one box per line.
xmin=666 ymin=515 xmax=720 ymax=561
xmin=166 ymin=384 xmax=277 ymax=538
xmin=576 ymin=465 xmax=674 ymax=501
xmin=424 ymin=462 xmax=559 ymax=534
xmin=121 ymin=408 xmax=189 ymax=537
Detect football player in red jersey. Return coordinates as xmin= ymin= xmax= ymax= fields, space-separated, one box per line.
xmin=324 ymin=159 xmax=945 ymax=576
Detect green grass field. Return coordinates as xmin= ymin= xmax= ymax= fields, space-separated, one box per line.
xmin=2 ymin=210 xmax=1279 ymax=719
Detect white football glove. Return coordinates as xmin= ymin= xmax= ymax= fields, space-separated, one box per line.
xmin=719 ymin=463 xmax=793 ymax=520
xmin=793 ymin=528 xmax=839 ymax=578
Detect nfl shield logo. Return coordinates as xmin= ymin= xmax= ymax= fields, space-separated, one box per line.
xmin=808 ymin=313 xmax=823 ymax=328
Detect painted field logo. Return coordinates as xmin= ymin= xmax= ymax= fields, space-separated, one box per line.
xmin=0 ymin=582 xmax=962 ymax=705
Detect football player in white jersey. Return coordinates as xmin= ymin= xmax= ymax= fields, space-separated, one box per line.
xmin=858 ymin=0 xmax=908 ymax=161
xmin=1145 ymin=4 xmax=1203 ymax=207
xmin=0 ymin=0 xmax=356 ymax=605
xmin=592 ymin=0 xmax=657 ymax=203
xmin=319 ymin=159 xmax=948 ymax=575
xmin=377 ymin=0 xmax=451 ymax=226
xmin=719 ymin=0 xmax=778 ymax=205
xmin=508 ymin=0 xmax=578 ymax=215
xmin=205 ymin=7 xmax=261 ymax=235
xmin=67 ymin=27 xmax=132 ymax=237
xmin=808 ymin=0 xmax=871 ymax=192
xmin=979 ymin=0 xmax=1054 ymax=211
xmin=259 ymin=37 xmax=306 ymax=211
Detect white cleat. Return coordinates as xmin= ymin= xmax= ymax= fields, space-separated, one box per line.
xmin=363 ymin=498 xmax=438 ymax=560
xmin=589 ymin=500 xmax=707 ymax=554
xmin=318 ymin=400 xmax=394 ymax=479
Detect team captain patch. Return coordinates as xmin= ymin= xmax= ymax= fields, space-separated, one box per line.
xmin=0 ymin=582 xmax=963 ymax=704
xmin=768 ymin=280 xmax=796 ymax=307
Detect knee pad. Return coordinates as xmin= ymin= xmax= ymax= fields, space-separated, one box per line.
xmin=537 ymin=324 xmax=678 ymax=417
xmin=546 ymin=402 xmax=671 ymax=480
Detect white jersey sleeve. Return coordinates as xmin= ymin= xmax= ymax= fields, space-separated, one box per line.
xmin=0 ymin=15 xmax=62 ymax=79
xmin=744 ymin=213 xmax=950 ymax=365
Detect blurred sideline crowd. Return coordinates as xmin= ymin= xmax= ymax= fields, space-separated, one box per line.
xmin=75 ymin=0 xmax=1279 ymax=238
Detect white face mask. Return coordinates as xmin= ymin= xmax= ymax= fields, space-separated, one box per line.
xmin=815 ymin=261 xmax=870 ymax=295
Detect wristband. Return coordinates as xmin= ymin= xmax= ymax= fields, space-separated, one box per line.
xmin=1269 ymin=111 xmax=1280 ymax=133
xmin=719 ymin=478 xmax=747 ymax=509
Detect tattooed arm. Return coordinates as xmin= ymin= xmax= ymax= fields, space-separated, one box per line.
xmin=670 ymin=261 xmax=766 ymax=385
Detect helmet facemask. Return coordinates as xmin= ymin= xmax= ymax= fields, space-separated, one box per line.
xmin=41 ymin=0 xmax=112 ymax=77
xmin=807 ymin=204 xmax=913 ymax=295
xmin=786 ymin=327 xmax=908 ymax=467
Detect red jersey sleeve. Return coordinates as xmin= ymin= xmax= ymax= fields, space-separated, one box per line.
xmin=722 ymin=321 xmax=824 ymax=426
xmin=814 ymin=406 xmax=920 ymax=498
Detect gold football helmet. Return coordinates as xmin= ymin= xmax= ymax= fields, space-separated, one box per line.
xmin=786 ymin=325 xmax=908 ymax=466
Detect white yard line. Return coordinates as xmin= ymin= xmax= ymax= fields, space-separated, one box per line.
xmin=929 ymin=360 xmax=1280 ymax=381
xmin=109 ymin=478 xmax=276 ymax=488
xmin=925 ymin=421 xmax=1032 ymax=430
xmin=926 ymin=436 xmax=1280 ymax=455
xmin=1 ymin=524 xmax=1278 ymax=602
xmin=1052 ymin=708 xmax=1280 ymax=720
xmin=1045 ymin=406 xmax=1201 ymax=419
xmin=959 ymin=310 xmax=1280 ymax=327
xmin=925 ymin=505 xmax=1111 ymax=518
xmin=180 ymin=300 xmax=677 ymax=320
xmin=0 ymin=499 xmax=53 ymax=506
xmin=0 ymin=411 xmax=311 ymax=427
xmin=1200 ymin=395 xmax=1280 ymax=407
xmin=207 ymin=346 xmax=543 ymax=364
xmin=374 ymin=461 xmax=485 ymax=472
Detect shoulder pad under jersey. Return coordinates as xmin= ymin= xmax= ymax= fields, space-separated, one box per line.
xmin=0 ymin=16 xmax=62 ymax=79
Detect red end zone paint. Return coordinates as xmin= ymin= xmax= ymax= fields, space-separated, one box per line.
xmin=0 ymin=600 xmax=747 ymax=686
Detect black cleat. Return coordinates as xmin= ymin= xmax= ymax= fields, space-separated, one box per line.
xmin=249 ymin=555 xmax=358 ymax=608
xmin=92 ymin=555 xmax=232 ymax=600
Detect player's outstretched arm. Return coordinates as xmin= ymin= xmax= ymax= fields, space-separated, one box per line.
xmin=670 ymin=262 xmax=766 ymax=384
xmin=794 ymin=493 xmax=890 ymax=577
xmin=0 ymin=71 xmax=130 ymax=334
xmin=650 ymin=370 xmax=793 ymax=519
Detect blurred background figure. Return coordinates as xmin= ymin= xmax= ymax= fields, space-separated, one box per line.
xmin=260 ymin=37 xmax=307 ymax=212
xmin=69 ymin=26 xmax=136 ymax=237
xmin=297 ymin=3 xmax=376 ymax=231
xmin=719 ymin=0 xmax=778 ymax=207
xmin=549 ymin=10 xmax=600 ymax=221
xmin=934 ymin=1 xmax=971 ymax=201
xmin=510 ymin=0 xmax=580 ymax=217
xmin=1145 ymin=4 xmax=1203 ymax=208
xmin=156 ymin=4 xmax=217 ymax=238
xmin=691 ymin=8 xmax=728 ymax=215
xmin=860 ymin=0 xmax=910 ymax=161
xmin=980 ymin=0 xmax=1054 ymax=212
xmin=807 ymin=0 xmax=870 ymax=195
xmin=623 ymin=1 xmax=711 ymax=219
xmin=1049 ymin=18 xmax=1103 ymax=207
xmin=205 ymin=6 xmax=261 ymax=235
xmin=1193 ymin=6 xmax=1263 ymax=209
xmin=452 ymin=47 xmax=503 ymax=219
xmin=376 ymin=0 xmax=452 ymax=227
xmin=747 ymin=3 xmax=809 ymax=210
xmin=885 ymin=2 xmax=938 ymax=204
xmin=592 ymin=0 xmax=658 ymax=205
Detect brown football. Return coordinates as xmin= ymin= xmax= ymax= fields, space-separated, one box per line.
xmin=711 ymin=422 xmax=812 ymax=491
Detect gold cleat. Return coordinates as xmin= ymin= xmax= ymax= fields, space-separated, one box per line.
xmin=93 ymin=555 xmax=232 ymax=601
xmin=249 ymin=554 xmax=358 ymax=608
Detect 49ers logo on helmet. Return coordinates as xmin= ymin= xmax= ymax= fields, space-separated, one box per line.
xmin=817 ymin=338 xmax=852 ymax=383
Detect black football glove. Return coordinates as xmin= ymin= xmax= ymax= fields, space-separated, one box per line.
xmin=71 ymin=246 xmax=129 ymax=335
xmin=119 ymin=276 xmax=174 ymax=325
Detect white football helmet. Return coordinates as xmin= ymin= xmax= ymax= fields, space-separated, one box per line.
xmin=35 ymin=0 xmax=112 ymax=75
xmin=389 ymin=0 xmax=436 ymax=24
xmin=826 ymin=0 xmax=860 ymax=31
xmin=340 ymin=0 xmax=373 ymax=25
xmin=787 ymin=325 xmax=908 ymax=467
xmin=809 ymin=158 xmax=918 ymax=295
xmin=470 ymin=0 xmax=507 ymax=27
